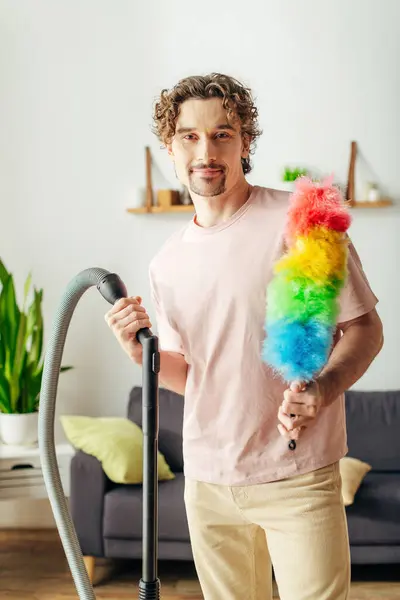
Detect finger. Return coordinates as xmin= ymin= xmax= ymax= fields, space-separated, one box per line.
xmin=117 ymin=313 xmax=152 ymax=331
xmin=123 ymin=318 xmax=152 ymax=336
xmin=290 ymin=415 xmax=312 ymax=428
xmin=283 ymin=388 xmax=307 ymax=405
xmin=108 ymin=296 xmax=142 ymax=315
xmin=277 ymin=423 xmax=302 ymax=441
xmin=118 ymin=312 xmax=151 ymax=330
xmin=290 ymin=381 xmax=307 ymax=393
xmin=278 ymin=405 xmax=296 ymax=431
xmin=284 ymin=384 xmax=309 ymax=405
xmin=106 ymin=303 xmax=146 ymax=325
xmin=115 ymin=304 xmax=147 ymax=323
xmin=282 ymin=401 xmax=317 ymax=417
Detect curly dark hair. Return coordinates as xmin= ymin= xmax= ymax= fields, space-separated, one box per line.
xmin=152 ymin=73 xmax=262 ymax=175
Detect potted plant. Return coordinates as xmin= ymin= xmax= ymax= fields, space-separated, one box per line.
xmin=281 ymin=166 xmax=308 ymax=192
xmin=0 ymin=259 xmax=72 ymax=446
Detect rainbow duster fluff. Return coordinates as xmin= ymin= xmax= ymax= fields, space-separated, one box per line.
xmin=262 ymin=175 xmax=352 ymax=384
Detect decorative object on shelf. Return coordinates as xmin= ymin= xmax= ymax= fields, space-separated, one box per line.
xmin=156 ymin=189 xmax=181 ymax=210
xmin=345 ymin=141 xmax=393 ymax=208
xmin=364 ymin=182 xmax=381 ymax=203
xmin=180 ymin=186 xmax=192 ymax=205
xmin=0 ymin=259 xmax=72 ymax=446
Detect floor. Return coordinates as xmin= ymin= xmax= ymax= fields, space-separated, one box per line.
xmin=0 ymin=530 xmax=400 ymax=599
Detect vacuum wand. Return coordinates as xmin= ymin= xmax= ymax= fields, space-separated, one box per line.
xmin=98 ymin=273 xmax=161 ymax=598
xmin=39 ymin=268 xmax=161 ymax=600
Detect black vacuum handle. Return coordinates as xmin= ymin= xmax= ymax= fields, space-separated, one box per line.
xmin=97 ymin=272 xmax=152 ymax=343
xmin=98 ymin=271 xmax=161 ymax=597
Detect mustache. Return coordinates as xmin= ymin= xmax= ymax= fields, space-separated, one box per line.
xmin=189 ymin=163 xmax=225 ymax=172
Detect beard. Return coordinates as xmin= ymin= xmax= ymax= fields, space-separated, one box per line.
xmin=187 ymin=164 xmax=227 ymax=197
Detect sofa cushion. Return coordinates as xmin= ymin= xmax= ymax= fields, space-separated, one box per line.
xmin=346 ymin=472 xmax=400 ymax=545
xmin=128 ymin=386 xmax=184 ymax=472
xmin=345 ymin=390 xmax=400 ymax=471
xmin=60 ymin=415 xmax=175 ymax=484
xmin=339 ymin=457 xmax=372 ymax=506
xmin=103 ymin=472 xmax=190 ymax=543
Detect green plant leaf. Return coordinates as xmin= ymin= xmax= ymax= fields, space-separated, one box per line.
xmin=17 ymin=361 xmax=37 ymax=413
xmin=0 ymin=282 xmax=12 ymax=380
xmin=22 ymin=271 xmax=32 ymax=313
xmin=16 ymin=312 xmax=27 ymax=366
xmin=9 ymin=313 xmax=29 ymax=412
xmin=1 ymin=276 xmax=20 ymax=371
xmin=0 ymin=368 xmax=11 ymax=413
xmin=26 ymin=364 xmax=43 ymax=413
xmin=0 ymin=317 xmax=5 ymax=370
xmin=21 ymin=288 xmax=43 ymax=413
xmin=2 ymin=279 xmax=24 ymax=413
xmin=282 ymin=166 xmax=308 ymax=183
xmin=26 ymin=287 xmax=44 ymax=370
xmin=0 ymin=258 xmax=9 ymax=289
xmin=0 ymin=340 xmax=4 ymax=371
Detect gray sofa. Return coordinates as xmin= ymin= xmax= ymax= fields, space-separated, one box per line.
xmin=70 ymin=387 xmax=400 ymax=566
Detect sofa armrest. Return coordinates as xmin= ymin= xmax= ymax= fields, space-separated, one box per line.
xmin=69 ymin=450 xmax=112 ymax=557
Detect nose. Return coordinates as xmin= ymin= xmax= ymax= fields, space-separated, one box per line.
xmin=197 ymin=137 xmax=216 ymax=164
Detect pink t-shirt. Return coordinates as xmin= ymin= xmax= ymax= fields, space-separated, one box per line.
xmin=148 ymin=185 xmax=378 ymax=485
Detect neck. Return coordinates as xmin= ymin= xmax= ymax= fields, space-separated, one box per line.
xmin=191 ymin=178 xmax=252 ymax=228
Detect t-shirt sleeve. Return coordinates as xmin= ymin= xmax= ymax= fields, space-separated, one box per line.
xmin=148 ymin=268 xmax=184 ymax=354
xmin=337 ymin=239 xmax=379 ymax=324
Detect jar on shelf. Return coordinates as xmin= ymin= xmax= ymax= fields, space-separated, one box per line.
xmin=180 ymin=186 xmax=192 ymax=205
xmin=365 ymin=182 xmax=381 ymax=203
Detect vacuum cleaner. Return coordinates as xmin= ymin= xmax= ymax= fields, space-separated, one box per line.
xmin=38 ymin=268 xmax=161 ymax=599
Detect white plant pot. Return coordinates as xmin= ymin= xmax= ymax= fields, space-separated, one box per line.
xmin=0 ymin=412 xmax=39 ymax=446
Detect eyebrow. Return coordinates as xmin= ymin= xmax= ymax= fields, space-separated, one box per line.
xmin=176 ymin=124 xmax=236 ymax=134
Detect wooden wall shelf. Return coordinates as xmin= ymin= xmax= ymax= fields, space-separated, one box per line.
xmin=345 ymin=141 xmax=393 ymax=208
xmin=127 ymin=205 xmax=194 ymax=215
xmin=350 ymin=198 xmax=393 ymax=208
xmin=127 ymin=146 xmax=195 ymax=215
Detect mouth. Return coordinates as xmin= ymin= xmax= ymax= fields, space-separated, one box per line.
xmin=191 ymin=168 xmax=223 ymax=178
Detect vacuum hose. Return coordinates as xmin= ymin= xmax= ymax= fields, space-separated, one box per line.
xmin=38 ymin=268 xmax=161 ymax=599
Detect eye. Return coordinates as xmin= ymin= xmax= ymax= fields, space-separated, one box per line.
xmin=215 ymin=132 xmax=231 ymax=139
xmin=183 ymin=134 xmax=197 ymax=141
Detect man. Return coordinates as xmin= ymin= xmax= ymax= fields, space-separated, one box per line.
xmin=105 ymin=73 xmax=383 ymax=600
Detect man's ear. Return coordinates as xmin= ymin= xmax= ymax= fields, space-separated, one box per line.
xmin=166 ymin=143 xmax=174 ymax=160
xmin=241 ymin=134 xmax=251 ymax=158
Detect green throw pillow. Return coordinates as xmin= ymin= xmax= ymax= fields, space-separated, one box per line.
xmin=60 ymin=415 xmax=175 ymax=484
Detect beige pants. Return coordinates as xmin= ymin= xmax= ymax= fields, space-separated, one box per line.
xmin=184 ymin=462 xmax=350 ymax=600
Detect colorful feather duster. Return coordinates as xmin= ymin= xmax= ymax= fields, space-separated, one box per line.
xmin=262 ymin=175 xmax=352 ymax=447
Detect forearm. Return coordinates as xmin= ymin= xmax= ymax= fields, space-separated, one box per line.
xmin=317 ymin=310 xmax=383 ymax=407
xmin=158 ymin=350 xmax=188 ymax=396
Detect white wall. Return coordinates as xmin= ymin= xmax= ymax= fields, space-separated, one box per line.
xmin=0 ymin=0 xmax=399 ymax=526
